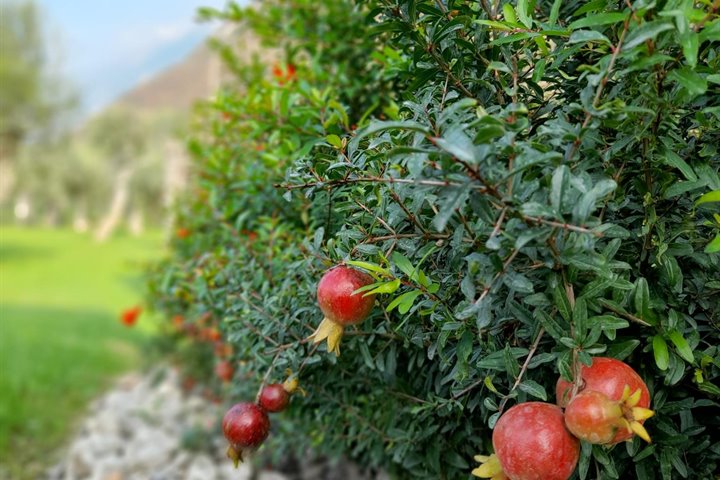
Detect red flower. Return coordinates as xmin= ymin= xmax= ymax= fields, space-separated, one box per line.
xmin=120 ymin=306 xmax=142 ymax=327
xmin=176 ymin=227 xmax=190 ymax=239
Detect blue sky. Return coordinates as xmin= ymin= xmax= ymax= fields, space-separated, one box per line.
xmin=38 ymin=0 xmax=245 ymax=115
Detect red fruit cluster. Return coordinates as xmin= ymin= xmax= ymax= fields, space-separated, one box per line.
xmin=120 ymin=306 xmax=142 ymax=327
xmin=558 ymin=357 xmax=654 ymax=445
xmin=474 ymin=358 xmax=653 ymax=480
xmin=222 ymin=376 xmax=300 ymax=467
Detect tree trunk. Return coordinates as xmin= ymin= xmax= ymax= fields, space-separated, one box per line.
xmin=94 ymin=168 xmax=132 ymax=242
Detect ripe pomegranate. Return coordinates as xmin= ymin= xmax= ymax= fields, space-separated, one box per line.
xmin=556 ymin=357 xmax=653 ymax=443
xmin=475 ymin=402 xmax=579 ymax=480
xmin=556 ymin=357 xmax=650 ymax=407
xmin=222 ymin=402 xmax=270 ymax=466
xmin=259 ymin=383 xmax=290 ymax=413
xmin=215 ymin=361 xmax=234 ymax=383
xmin=564 ymin=389 xmax=654 ymax=444
xmin=309 ymin=265 xmax=375 ymax=355
xmin=120 ymin=306 xmax=142 ymax=327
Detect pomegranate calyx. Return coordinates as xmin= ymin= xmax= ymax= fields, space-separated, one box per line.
xmin=227 ymin=445 xmax=243 ymax=468
xmin=630 ymin=420 xmax=652 ymax=443
xmin=471 ymin=454 xmax=507 ymax=479
xmin=283 ymin=371 xmax=299 ymax=394
xmin=308 ymin=317 xmax=345 ymax=356
xmin=632 ymin=407 xmax=655 ymax=421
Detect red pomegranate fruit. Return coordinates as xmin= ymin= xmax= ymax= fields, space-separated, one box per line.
xmin=222 ymin=402 xmax=270 ymax=466
xmin=259 ymin=383 xmax=290 ymax=412
xmin=475 ymin=402 xmax=579 ymax=480
xmin=215 ymin=361 xmax=234 ymax=383
xmin=309 ymin=265 xmax=375 ymax=355
xmin=556 ymin=357 xmax=653 ymax=443
xmin=556 ymin=357 xmax=650 ymax=407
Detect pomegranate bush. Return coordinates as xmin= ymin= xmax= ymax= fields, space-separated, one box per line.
xmin=148 ymin=0 xmax=720 ymax=478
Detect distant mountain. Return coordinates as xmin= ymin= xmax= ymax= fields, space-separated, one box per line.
xmin=114 ymin=24 xmax=277 ymax=113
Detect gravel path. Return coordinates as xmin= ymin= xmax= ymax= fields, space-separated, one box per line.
xmin=43 ymin=368 xmax=387 ymax=480
xmin=45 ymin=368 xmax=286 ymax=480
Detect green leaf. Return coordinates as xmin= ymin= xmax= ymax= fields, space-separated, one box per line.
xmin=356 ymin=278 xmax=400 ymax=296
xmin=696 ymin=190 xmax=720 ymax=205
xmin=653 ymin=335 xmax=670 ymax=370
xmin=391 ymin=252 xmax=415 ymax=278
xmin=634 ymin=277 xmax=651 ymax=319
xmin=660 ymin=150 xmax=697 ymax=181
xmin=434 ymin=127 xmax=476 ymax=163
xmin=346 ymin=260 xmax=390 ymax=275
xmin=668 ymin=330 xmax=694 ymax=363
xmin=502 ymin=3 xmax=518 ymax=24
xmin=553 ymin=282 xmax=573 ymax=322
xmin=519 ymin=380 xmax=547 ymax=400
xmin=607 ymin=339 xmax=640 ymax=360
xmin=680 ymin=31 xmax=699 ymax=68
xmin=432 ymin=184 xmax=471 ymax=232
xmin=663 ymin=178 xmax=707 ymax=198
xmin=551 ymin=165 xmax=570 ymax=213
xmin=569 ymin=12 xmax=627 ymax=30
xmin=475 ymin=20 xmax=514 ymax=31
xmin=549 ymin=0 xmax=562 ymax=25
xmin=669 ymin=67 xmax=708 ymax=97
xmin=573 ymin=297 xmax=588 ymax=339
xmin=491 ymin=32 xmax=536 ymax=45
xmin=705 ymin=233 xmax=720 ymax=254
xmin=325 ymin=134 xmax=342 ymax=149
xmin=488 ymin=61 xmax=511 ymax=73
xmin=387 ymin=289 xmax=423 ymax=314
xmin=537 ymin=309 xmax=567 ymax=341
xmin=517 ymin=0 xmax=532 ymax=28
xmin=623 ymin=21 xmax=674 ymax=50
xmin=568 ymin=30 xmax=611 ymax=44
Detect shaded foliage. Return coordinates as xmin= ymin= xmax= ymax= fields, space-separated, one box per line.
xmin=149 ymin=0 xmax=720 ymax=479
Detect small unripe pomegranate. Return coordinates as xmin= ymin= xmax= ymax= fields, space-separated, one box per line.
xmin=309 ymin=265 xmax=375 ymax=355
xmin=259 ymin=383 xmax=290 ymax=412
xmin=222 ymin=402 xmax=270 ymax=466
xmin=556 ymin=357 xmax=653 ymax=443
xmin=475 ymin=402 xmax=579 ymax=480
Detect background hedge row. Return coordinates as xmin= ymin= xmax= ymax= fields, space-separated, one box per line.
xmin=148 ymin=1 xmax=720 ymax=478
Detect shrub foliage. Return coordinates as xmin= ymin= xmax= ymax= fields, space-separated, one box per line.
xmin=149 ymin=0 xmax=720 ymax=478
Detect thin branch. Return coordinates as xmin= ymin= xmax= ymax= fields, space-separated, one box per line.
xmin=355 ymin=199 xmax=396 ymax=235
xmin=600 ymin=300 xmax=652 ymax=327
xmin=566 ymin=8 xmax=634 ymax=163
xmin=473 ymin=248 xmax=521 ymax=306
xmin=255 ymin=351 xmax=281 ymax=402
xmin=276 ymin=176 xmax=481 ymax=191
xmin=390 ymin=190 xmax=428 ymax=234
xmin=498 ymin=327 xmax=545 ymax=414
xmin=522 ymin=215 xmax=603 ymax=237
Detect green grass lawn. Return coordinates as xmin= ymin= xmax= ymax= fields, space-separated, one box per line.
xmin=0 ymin=226 xmax=165 ymax=478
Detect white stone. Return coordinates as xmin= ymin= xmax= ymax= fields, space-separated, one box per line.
xmin=186 ymin=454 xmax=218 ymax=480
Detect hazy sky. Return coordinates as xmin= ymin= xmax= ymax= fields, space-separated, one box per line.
xmin=37 ymin=0 xmax=243 ymax=114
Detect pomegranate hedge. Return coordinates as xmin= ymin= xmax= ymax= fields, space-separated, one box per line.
xmin=148 ymin=0 xmax=720 ymax=478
